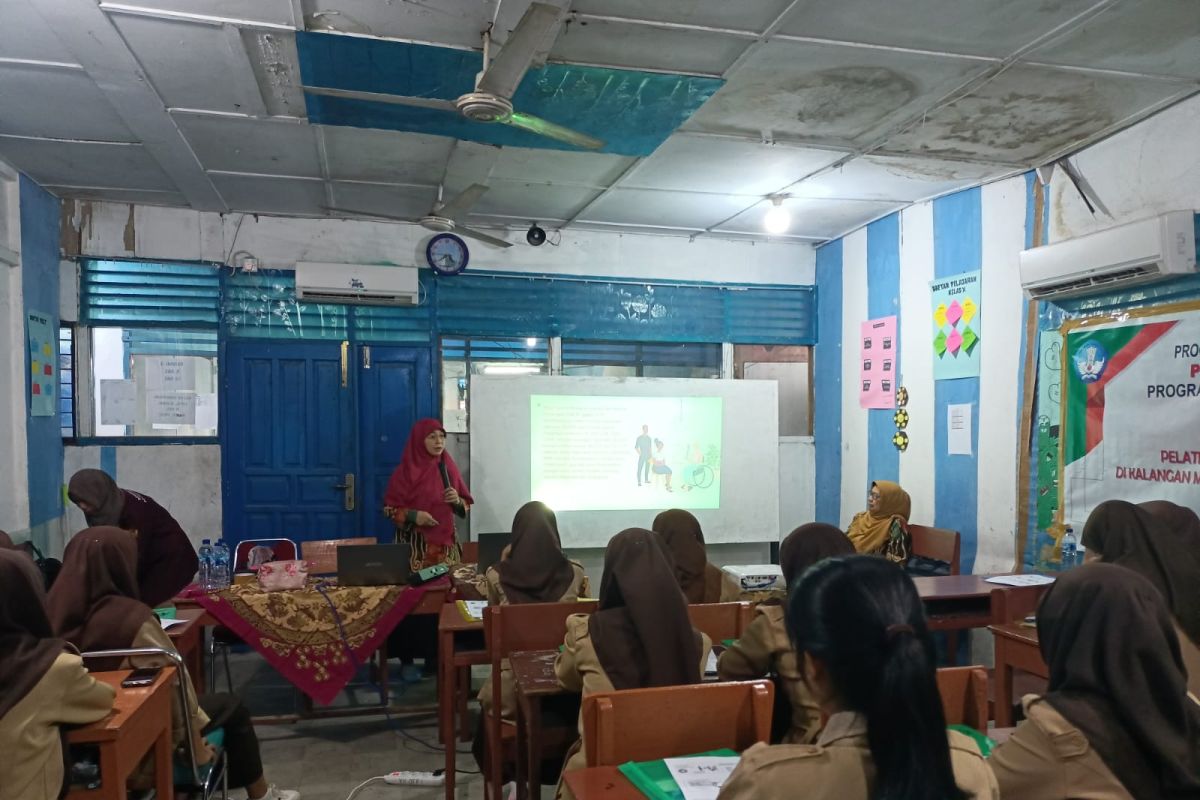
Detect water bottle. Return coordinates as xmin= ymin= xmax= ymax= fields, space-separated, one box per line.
xmin=197 ymin=539 xmax=213 ymax=591
xmin=1060 ymin=526 xmax=1078 ymax=570
xmin=212 ymin=540 xmax=230 ymax=590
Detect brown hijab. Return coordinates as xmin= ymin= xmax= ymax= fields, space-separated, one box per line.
xmin=0 ymin=550 xmax=68 ymax=718
xmin=47 ymin=527 xmax=152 ymax=653
xmin=589 ymin=528 xmax=703 ymax=690
xmin=847 ymin=480 xmax=911 ymax=554
xmin=67 ymin=469 xmax=126 ymax=527
xmin=652 ymin=509 xmax=708 ymax=604
xmin=497 ymin=501 xmax=574 ymax=604
xmin=0 ymin=530 xmax=14 ymax=549
xmin=1082 ymin=499 xmax=1200 ymax=644
xmin=779 ymin=523 xmax=855 ymax=586
xmin=1038 ymin=563 xmax=1200 ymax=799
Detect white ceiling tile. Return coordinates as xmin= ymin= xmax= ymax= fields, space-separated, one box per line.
xmin=321 ymin=127 xmax=452 ymax=184
xmin=176 ymin=116 xmax=321 ymax=177
xmin=0 ymin=139 xmax=175 ymax=191
xmin=572 ymin=0 xmax=793 ymax=33
xmin=470 ymin=181 xmax=601 ymax=221
xmin=550 ymin=17 xmax=745 ymax=75
xmin=626 ymin=135 xmax=845 ymax=195
xmin=718 ymin=196 xmax=902 ymax=239
xmin=582 ymin=188 xmax=757 ymax=230
xmin=305 ymin=0 xmax=494 ymax=47
xmin=242 ymin=30 xmax=307 ymax=118
xmin=0 ymin=67 xmax=134 ymax=141
xmin=490 ymin=146 xmax=635 ymax=187
xmin=329 ymin=182 xmax=439 ymax=220
xmin=209 ymin=173 xmax=325 ymax=214
xmin=41 ymin=186 xmax=188 ymax=207
xmin=684 ymin=39 xmax=991 ymax=146
xmin=116 ymin=0 xmax=296 ymax=26
xmin=789 ymin=155 xmax=1010 ymax=202
xmin=1 ymin=0 xmax=78 ymax=63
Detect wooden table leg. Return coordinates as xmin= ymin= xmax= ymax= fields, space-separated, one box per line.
xmin=153 ymin=725 xmax=173 ymax=800
xmin=527 ymin=695 xmax=543 ymax=800
xmin=515 ymin=693 xmax=528 ymax=800
xmin=440 ymin=628 xmax=455 ymax=800
xmin=994 ymin=637 xmax=1014 ymax=728
xmin=458 ymin=665 xmax=472 ymax=742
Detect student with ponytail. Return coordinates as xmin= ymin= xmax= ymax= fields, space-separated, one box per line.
xmin=717 ymin=555 xmax=997 ymax=800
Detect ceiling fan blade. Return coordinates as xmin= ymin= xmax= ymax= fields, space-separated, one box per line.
xmin=501 ymin=111 xmax=604 ymax=150
xmin=304 ymin=86 xmax=458 ymax=113
xmin=322 ymin=206 xmax=421 ymax=224
xmin=454 ymin=224 xmax=513 ymax=248
xmin=477 ymin=2 xmax=562 ymax=98
xmin=438 ymin=183 xmax=489 ymax=220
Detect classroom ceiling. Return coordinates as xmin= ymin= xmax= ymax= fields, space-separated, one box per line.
xmin=1 ymin=0 xmax=1197 ymax=245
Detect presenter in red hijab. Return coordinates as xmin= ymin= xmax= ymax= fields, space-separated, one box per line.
xmin=383 ymin=418 xmax=474 ymax=570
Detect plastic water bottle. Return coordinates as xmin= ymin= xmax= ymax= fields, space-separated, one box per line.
xmin=1060 ymin=526 xmax=1078 ymax=570
xmin=197 ymin=539 xmax=213 ymax=591
xmin=212 ymin=540 xmax=230 ymax=590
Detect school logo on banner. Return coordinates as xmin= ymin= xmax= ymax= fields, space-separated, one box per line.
xmin=1072 ymin=341 xmax=1108 ymax=383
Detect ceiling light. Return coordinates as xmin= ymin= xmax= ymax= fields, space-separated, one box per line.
xmin=482 ymin=363 xmax=542 ymax=376
xmin=763 ymin=196 xmax=790 ymax=234
xmin=525 ymin=337 xmax=538 ymax=348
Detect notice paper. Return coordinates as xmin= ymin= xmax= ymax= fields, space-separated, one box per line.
xmin=664 ymin=756 xmax=741 ymax=800
xmin=144 ymin=356 xmax=196 ymax=391
xmin=985 ymin=574 xmax=1056 ymax=587
xmin=947 ymin=403 xmax=973 ymax=455
xmin=100 ymin=379 xmax=139 ymax=425
xmin=147 ymin=391 xmax=196 ymax=426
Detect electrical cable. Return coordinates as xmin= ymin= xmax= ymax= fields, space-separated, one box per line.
xmin=344 ymin=775 xmax=385 ymax=800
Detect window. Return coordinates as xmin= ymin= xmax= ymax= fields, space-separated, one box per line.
xmin=90 ymin=327 xmax=219 ymax=438
xmin=441 ymin=336 xmax=549 ymax=432
xmin=561 ymin=341 xmax=721 ymax=379
xmin=59 ymin=325 xmax=75 ymax=438
xmin=734 ymin=345 xmax=812 ymax=436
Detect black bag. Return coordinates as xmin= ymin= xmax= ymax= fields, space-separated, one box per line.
xmin=906 ymin=554 xmax=952 ymax=577
xmin=19 ymin=541 xmax=63 ymax=590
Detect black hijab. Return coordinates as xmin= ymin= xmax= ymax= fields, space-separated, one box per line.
xmin=497 ymin=501 xmax=574 ymax=604
xmin=0 ymin=550 xmax=69 ymax=718
xmin=651 ymin=509 xmax=708 ymax=604
xmin=67 ymin=469 xmax=125 ymax=526
xmin=1038 ymin=563 xmax=1200 ymax=799
xmin=48 ymin=527 xmax=152 ymax=654
xmin=779 ymin=523 xmax=855 ymax=586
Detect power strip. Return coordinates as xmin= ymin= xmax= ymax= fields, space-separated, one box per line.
xmin=384 ymin=771 xmax=445 ymax=787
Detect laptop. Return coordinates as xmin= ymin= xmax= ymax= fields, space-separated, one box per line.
xmin=475 ymin=532 xmax=511 ymax=575
xmin=337 ymin=544 xmax=413 ymax=587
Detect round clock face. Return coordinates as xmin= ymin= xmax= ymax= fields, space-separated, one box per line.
xmin=426 ymin=233 xmax=470 ymax=276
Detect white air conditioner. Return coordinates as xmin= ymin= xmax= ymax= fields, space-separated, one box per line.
xmin=1018 ymin=211 xmax=1196 ymax=300
xmin=294 ymin=262 xmax=419 ymax=306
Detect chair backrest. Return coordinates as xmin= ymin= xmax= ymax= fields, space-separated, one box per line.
xmin=233 ymin=538 xmax=298 ymax=572
xmin=583 ymin=680 xmax=774 ymax=766
xmin=301 ymin=537 xmax=377 ymax=575
xmin=460 ymin=540 xmax=479 ymax=565
xmin=935 ymin=666 xmax=989 ymax=733
xmin=990 ymin=585 xmax=1052 ymax=624
xmin=909 ymin=525 xmax=961 ymax=574
xmin=687 ymin=602 xmax=753 ymax=643
xmin=485 ymin=600 xmax=600 ymax=663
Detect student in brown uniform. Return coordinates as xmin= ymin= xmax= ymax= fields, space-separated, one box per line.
xmin=990 ymin=563 xmax=1200 ymax=800
xmin=845 ymin=480 xmax=911 ymax=564
xmin=0 ymin=550 xmax=115 ymax=800
xmin=1081 ymin=498 xmax=1200 ymax=695
xmin=651 ymin=508 xmax=723 ymax=603
xmin=717 ymin=523 xmax=853 ymax=743
xmin=554 ymin=529 xmax=710 ymax=800
xmin=717 ymin=555 xmax=997 ymax=800
xmin=47 ymin=527 xmax=300 ymax=800
xmin=478 ymin=501 xmax=588 ymax=722
xmin=67 ymin=469 xmax=198 ymax=607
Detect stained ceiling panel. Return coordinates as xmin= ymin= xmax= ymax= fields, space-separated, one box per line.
xmin=583 ymin=187 xmax=758 ymax=230
xmin=39 ymin=186 xmax=188 ymax=207
xmin=571 ymin=0 xmax=792 ymax=33
xmin=127 ymin=0 xmax=296 ymax=26
xmin=790 ymin=155 xmax=1011 ymax=202
xmin=321 ymin=127 xmax=452 ymax=185
xmin=626 ymin=135 xmax=845 ymax=195
xmin=489 ymin=146 xmax=635 ymax=187
xmin=302 ymin=0 xmax=495 ymax=47
xmin=209 ymin=173 xmax=325 ymax=215
xmin=549 ymin=17 xmax=746 ymax=76
xmin=175 ymin=115 xmax=321 ymax=177
xmin=470 ymin=181 xmax=601 ymax=221
xmin=1 ymin=0 xmax=77 ymax=63
xmin=328 ymin=182 xmax=440 ymax=220
xmin=0 ymin=67 xmax=134 ymax=142
xmin=0 ymin=140 xmax=175 ymax=191
xmin=718 ymin=196 xmax=902 ymax=239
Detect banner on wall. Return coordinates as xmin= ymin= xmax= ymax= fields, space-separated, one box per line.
xmin=27 ymin=310 xmax=56 ymax=417
xmin=1061 ymin=304 xmax=1200 ymax=526
xmin=859 ymin=316 xmax=897 ymax=409
xmin=930 ymin=271 xmax=981 ymax=380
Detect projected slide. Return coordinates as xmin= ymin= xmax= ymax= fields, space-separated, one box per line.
xmin=530 ymin=394 xmax=722 ymax=511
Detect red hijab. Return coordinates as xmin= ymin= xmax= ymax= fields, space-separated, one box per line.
xmin=384 ymin=418 xmax=472 ymax=546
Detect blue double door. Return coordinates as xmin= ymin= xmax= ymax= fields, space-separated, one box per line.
xmin=221 ymin=341 xmax=433 ymax=551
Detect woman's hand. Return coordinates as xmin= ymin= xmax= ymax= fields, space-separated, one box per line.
xmin=415 ymin=510 xmax=438 ymax=527
xmin=382 ymin=505 xmax=397 ymax=520
xmin=194 ymin=737 xmax=215 ymax=765
xmin=443 ymin=487 xmax=461 ymax=506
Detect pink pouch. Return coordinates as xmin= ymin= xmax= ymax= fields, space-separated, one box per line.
xmin=257 ymin=559 xmax=308 ymax=592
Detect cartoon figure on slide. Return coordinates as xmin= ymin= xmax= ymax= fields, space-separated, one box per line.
xmin=650 ymin=438 xmax=674 ymax=491
xmin=634 ymin=424 xmax=653 ymax=486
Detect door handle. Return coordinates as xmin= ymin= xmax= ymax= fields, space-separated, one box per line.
xmin=333 ymin=473 xmax=355 ymax=511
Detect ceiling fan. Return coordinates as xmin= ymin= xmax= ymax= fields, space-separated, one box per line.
xmin=303 ymin=2 xmax=604 ymax=151
xmin=323 ymin=183 xmax=513 ymax=248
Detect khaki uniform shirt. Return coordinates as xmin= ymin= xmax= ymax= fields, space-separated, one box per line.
xmin=477 ymin=562 xmax=587 ymax=722
xmin=990 ymin=695 xmax=1134 ymax=799
xmin=717 ymin=604 xmax=820 ymax=743
xmin=0 ymin=653 xmax=115 ymax=800
xmin=554 ymin=614 xmax=712 ymax=800
xmin=717 ymin=711 xmax=999 ymax=800
xmin=129 ymin=620 xmax=209 ymax=759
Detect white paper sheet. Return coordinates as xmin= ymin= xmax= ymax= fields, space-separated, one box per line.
xmin=100 ymin=379 xmax=138 ymax=425
xmin=985 ymin=574 xmax=1056 ymax=587
xmin=159 ymin=617 xmax=188 ymax=630
xmin=664 ymin=756 xmax=741 ymax=800
xmin=461 ymin=600 xmax=487 ymax=620
xmin=144 ymin=356 xmax=196 ymax=391
xmin=147 ymin=391 xmax=196 ymax=425
xmin=947 ymin=403 xmax=973 ymax=455
xmin=705 ymin=649 xmax=719 ymax=676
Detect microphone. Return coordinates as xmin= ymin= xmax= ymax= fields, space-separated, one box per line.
xmin=438 ymin=459 xmax=451 ymax=490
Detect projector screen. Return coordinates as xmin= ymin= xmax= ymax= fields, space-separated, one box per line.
xmin=470 ymin=375 xmax=778 ymax=548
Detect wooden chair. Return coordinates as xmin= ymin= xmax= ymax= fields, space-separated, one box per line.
xmin=687 ymin=602 xmax=754 ymax=644
xmin=483 ymin=600 xmax=599 ymax=800
xmin=300 ymin=536 xmax=376 ymax=575
xmin=990 ymin=585 xmax=1051 ymax=624
xmin=233 ymin=537 xmax=297 ymax=572
xmin=460 ymin=540 xmax=479 ymax=565
xmin=909 ymin=525 xmax=961 ymax=574
xmin=936 ymin=666 xmax=989 ymax=734
xmin=582 ymin=680 xmax=774 ymax=767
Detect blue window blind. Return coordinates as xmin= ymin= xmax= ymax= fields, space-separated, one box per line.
xmin=354 ymin=302 xmax=433 ymax=344
xmin=561 ymin=340 xmax=721 ymax=368
xmin=59 ymin=325 xmax=74 ymax=437
xmin=221 ymin=269 xmax=348 ymax=340
xmin=123 ymin=329 xmax=218 ymax=356
xmin=442 ymin=336 xmax=549 ymax=362
xmin=80 ymin=259 xmax=221 ymax=326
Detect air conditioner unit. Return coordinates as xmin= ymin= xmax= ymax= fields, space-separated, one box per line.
xmin=1018 ymin=211 xmax=1196 ymax=301
xmin=294 ymin=262 xmax=419 ymax=306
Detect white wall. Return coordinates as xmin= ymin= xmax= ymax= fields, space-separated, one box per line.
xmin=0 ymin=163 xmax=28 ymax=537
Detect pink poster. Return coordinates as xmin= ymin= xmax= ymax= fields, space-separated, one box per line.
xmin=860 ymin=316 xmax=898 ymax=409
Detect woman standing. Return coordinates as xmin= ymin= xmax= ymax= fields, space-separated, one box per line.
xmin=846 ymin=480 xmax=911 ymax=563
xmin=383 ymin=418 xmax=472 ymax=570
xmin=67 ymin=469 xmax=198 ymax=607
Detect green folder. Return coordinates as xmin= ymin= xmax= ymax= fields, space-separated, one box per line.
xmin=618 ymin=749 xmax=738 ymax=800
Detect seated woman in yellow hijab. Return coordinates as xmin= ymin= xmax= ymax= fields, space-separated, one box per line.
xmin=846 ymin=480 xmax=911 ymax=564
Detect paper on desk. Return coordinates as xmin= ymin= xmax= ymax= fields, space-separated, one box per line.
xmin=159 ymin=617 xmax=188 ymax=630
xmin=705 ymin=649 xmax=719 ymax=676
xmin=461 ymin=600 xmax=488 ymax=620
xmin=985 ymin=574 xmax=1056 ymax=587
xmin=665 ymin=756 xmax=740 ymax=800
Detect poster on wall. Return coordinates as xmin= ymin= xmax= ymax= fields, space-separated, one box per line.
xmin=1061 ymin=304 xmax=1200 ymax=526
xmin=859 ymin=316 xmax=897 ymax=409
xmin=26 ymin=310 xmax=56 ymax=417
xmin=930 ymin=271 xmax=981 ymax=380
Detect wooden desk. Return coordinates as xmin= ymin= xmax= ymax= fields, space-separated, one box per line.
xmin=437 ymin=603 xmax=486 ymax=800
xmin=512 ymin=648 xmax=572 ymax=800
xmin=66 ymin=668 xmax=175 ymax=800
xmin=989 ymin=622 xmax=1047 ymax=727
xmin=166 ymin=607 xmax=208 ymax=693
xmin=913 ymin=575 xmax=999 ymax=632
xmin=563 ymin=766 xmax=642 ymax=800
